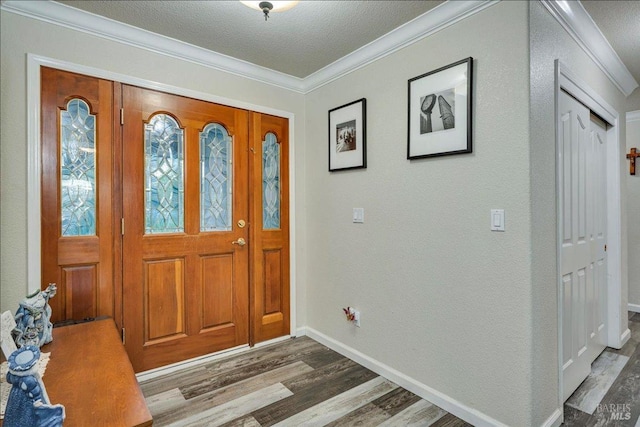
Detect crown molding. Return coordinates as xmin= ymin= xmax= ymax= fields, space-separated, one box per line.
xmin=1 ymin=0 xmax=306 ymax=93
xmin=627 ymin=110 xmax=640 ymax=122
xmin=2 ymin=1 xmax=637 ymax=96
xmin=541 ymin=0 xmax=638 ymax=97
xmin=1 ymin=0 xmax=499 ymax=94
xmin=303 ymin=0 xmax=499 ymax=92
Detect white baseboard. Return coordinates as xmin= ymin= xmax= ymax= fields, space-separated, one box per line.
xmin=135 ymin=326 xmax=564 ymax=427
xmin=628 ymin=303 xmax=640 ymax=313
xmin=304 ymin=327 xmax=509 ymax=427
xmin=620 ymin=328 xmax=631 ymax=349
xmin=541 ymin=409 xmax=563 ymax=427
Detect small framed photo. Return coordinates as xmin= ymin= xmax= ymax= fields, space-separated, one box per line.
xmin=328 ymin=98 xmax=366 ymax=171
xmin=407 ymin=57 xmax=473 ymax=159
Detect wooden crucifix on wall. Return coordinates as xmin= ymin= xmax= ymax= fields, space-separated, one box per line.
xmin=627 ymin=147 xmax=638 ymax=175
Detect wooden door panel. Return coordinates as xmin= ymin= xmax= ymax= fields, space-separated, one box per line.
xmin=202 ymin=254 xmax=235 ymax=329
xmin=62 ymin=265 xmax=97 ymax=320
xmin=144 ymin=258 xmax=185 ymax=342
xmin=250 ymin=113 xmax=290 ymax=343
xmin=123 ymin=86 xmax=250 ymax=371
xmin=263 ymin=250 xmax=283 ymax=316
xmin=57 ymin=237 xmax=99 ymax=264
xmin=41 ymin=67 xmax=115 ymax=324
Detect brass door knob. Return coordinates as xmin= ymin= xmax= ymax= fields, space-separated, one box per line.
xmin=232 ymin=237 xmax=246 ymax=246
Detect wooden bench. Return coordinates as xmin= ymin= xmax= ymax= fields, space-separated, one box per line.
xmin=2 ymin=318 xmax=152 ymax=426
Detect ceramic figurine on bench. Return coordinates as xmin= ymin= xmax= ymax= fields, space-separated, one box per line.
xmin=4 ymin=345 xmax=65 ymax=427
xmin=13 ymin=284 xmax=57 ymax=348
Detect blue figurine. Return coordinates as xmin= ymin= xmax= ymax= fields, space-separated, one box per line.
xmin=14 ymin=284 xmax=57 ymax=348
xmin=4 ymin=346 xmax=65 ymax=427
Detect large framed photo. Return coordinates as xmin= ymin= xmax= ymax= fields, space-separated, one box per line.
xmin=407 ymin=57 xmax=473 ymax=159
xmin=328 ymin=98 xmax=366 ymax=171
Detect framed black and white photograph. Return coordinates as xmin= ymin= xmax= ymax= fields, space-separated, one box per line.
xmin=329 ymin=98 xmax=366 ymax=171
xmin=407 ymin=57 xmax=473 ymax=159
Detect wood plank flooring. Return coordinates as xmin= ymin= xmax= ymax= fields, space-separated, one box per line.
xmin=562 ymin=311 xmax=640 ymax=426
xmin=140 ymin=312 xmax=640 ymax=426
xmin=139 ymin=336 xmax=471 ymax=427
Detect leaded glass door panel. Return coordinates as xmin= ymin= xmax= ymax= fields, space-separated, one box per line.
xmin=41 ymin=67 xmax=116 ymax=324
xmin=122 ymin=86 xmax=249 ymax=372
xmin=250 ymin=113 xmax=290 ymax=344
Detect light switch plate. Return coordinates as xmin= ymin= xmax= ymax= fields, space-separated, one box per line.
xmin=491 ymin=209 xmax=505 ymax=231
xmin=353 ymin=208 xmax=364 ymax=223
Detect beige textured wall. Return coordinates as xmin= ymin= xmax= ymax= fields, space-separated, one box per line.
xmin=2 ymin=2 xmax=634 ymax=425
xmin=530 ymin=2 xmax=632 ymax=425
xmin=304 ymin=2 xmax=534 ymax=425
xmin=0 ymin=11 xmax=307 ymax=326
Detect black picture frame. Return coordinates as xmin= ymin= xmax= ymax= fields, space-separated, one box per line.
xmin=328 ymin=98 xmax=367 ymax=171
xmin=407 ymin=57 xmax=473 ymax=160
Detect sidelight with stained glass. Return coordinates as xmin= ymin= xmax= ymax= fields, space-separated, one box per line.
xmin=262 ymin=132 xmax=280 ymax=230
xmin=60 ymin=98 xmax=96 ymax=236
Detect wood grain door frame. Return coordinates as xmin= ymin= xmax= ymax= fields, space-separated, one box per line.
xmin=28 ymin=56 xmax=297 ymax=348
xmin=112 ymin=82 xmax=124 ymax=332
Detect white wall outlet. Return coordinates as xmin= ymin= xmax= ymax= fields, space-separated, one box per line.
xmin=344 ymin=306 xmax=361 ymax=327
xmin=353 ymin=208 xmax=364 ymax=223
xmin=353 ymin=309 xmax=361 ymax=327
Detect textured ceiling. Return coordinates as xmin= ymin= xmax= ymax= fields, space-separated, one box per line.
xmin=581 ymin=0 xmax=640 ymax=85
xmin=56 ymin=0 xmax=444 ymax=78
xmin=53 ymin=1 xmax=639 ymax=85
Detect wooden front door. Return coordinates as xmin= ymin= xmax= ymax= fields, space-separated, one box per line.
xmin=122 ymin=86 xmax=251 ymax=371
xmin=42 ymin=69 xmax=290 ymax=372
xmin=41 ymin=67 xmax=117 ymax=324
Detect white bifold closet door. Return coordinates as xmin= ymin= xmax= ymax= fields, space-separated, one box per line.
xmin=559 ymin=90 xmax=608 ymax=402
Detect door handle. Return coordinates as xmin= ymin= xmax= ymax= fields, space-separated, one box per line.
xmin=232 ymin=238 xmax=246 ymax=247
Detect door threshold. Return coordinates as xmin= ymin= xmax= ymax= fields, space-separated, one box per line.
xmin=135 ymin=334 xmax=295 ymax=382
xmin=136 ymin=344 xmax=249 ymax=382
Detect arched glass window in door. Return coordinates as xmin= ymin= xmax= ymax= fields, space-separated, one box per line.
xmin=262 ymin=132 xmax=280 ymax=230
xmin=144 ymin=114 xmax=184 ymax=234
xmin=60 ymin=98 xmax=96 ymax=236
xmin=200 ymin=123 xmax=232 ymax=231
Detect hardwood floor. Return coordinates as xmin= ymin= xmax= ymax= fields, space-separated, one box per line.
xmin=140 ymin=313 xmax=640 ymax=426
xmin=139 ymin=336 xmax=471 ymax=426
xmin=562 ymin=312 xmax=640 ymax=426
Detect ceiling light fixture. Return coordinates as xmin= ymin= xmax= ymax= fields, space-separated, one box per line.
xmin=240 ymin=1 xmax=299 ymax=21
